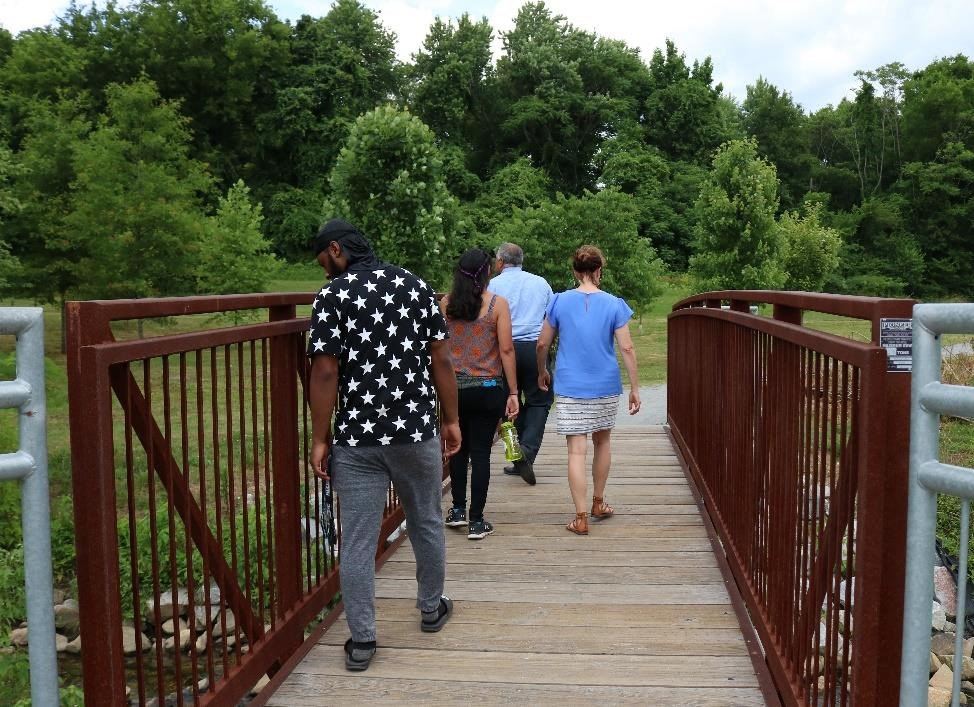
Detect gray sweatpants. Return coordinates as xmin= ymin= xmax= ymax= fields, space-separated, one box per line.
xmin=332 ymin=437 xmax=446 ymax=642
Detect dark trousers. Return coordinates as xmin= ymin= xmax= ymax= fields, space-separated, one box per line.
xmin=513 ymin=340 xmax=553 ymax=463
xmin=450 ymin=385 xmax=506 ymax=521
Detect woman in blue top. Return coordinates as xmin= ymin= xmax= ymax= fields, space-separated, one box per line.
xmin=537 ymin=245 xmax=641 ymax=535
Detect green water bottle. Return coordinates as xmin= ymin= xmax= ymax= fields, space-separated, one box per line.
xmin=499 ymin=421 xmax=523 ymax=462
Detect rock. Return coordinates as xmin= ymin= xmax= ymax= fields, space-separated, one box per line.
xmin=933 ymin=633 xmax=959 ymax=657
xmin=966 ymin=638 xmax=974 ymax=658
xmin=931 ymin=664 xmax=955 ymax=690
xmin=54 ymin=603 xmax=81 ymax=635
xmin=935 ymin=566 xmax=959 ymax=617
xmin=9 ymin=628 xmax=28 ymax=647
xmin=944 ymin=655 xmax=974 ymax=681
xmin=164 ymin=629 xmax=193 ymax=653
xmin=947 ymin=621 xmax=958 ymax=633
xmin=929 ymin=687 xmax=953 ymax=707
xmin=964 ymin=680 xmax=974 ymax=694
xmin=838 ymin=578 xmax=855 ymax=609
xmin=66 ymin=635 xmax=81 ymax=655
xmin=121 ymin=626 xmax=151 ymax=655
xmin=932 ymin=652 xmax=943 ymax=675
xmin=146 ymin=589 xmax=190 ymax=623
xmin=161 ymin=619 xmax=187 ymax=636
xmin=249 ymin=675 xmax=270 ymax=695
xmin=195 ymin=633 xmax=208 ymax=654
xmin=51 ymin=589 xmax=66 ymax=605
xmin=934 ymin=602 xmax=948 ymax=632
xmin=54 ymin=633 xmax=68 ymax=652
xmin=212 ymin=610 xmax=236 ymax=638
xmin=197 ymin=677 xmax=209 ymax=693
xmin=195 ymin=582 xmax=222 ymax=606
xmin=817 ymin=622 xmax=843 ymax=657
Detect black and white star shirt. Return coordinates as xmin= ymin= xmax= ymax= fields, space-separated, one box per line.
xmin=307 ymin=265 xmax=449 ymax=448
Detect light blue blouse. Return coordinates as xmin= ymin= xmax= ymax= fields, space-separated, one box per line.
xmin=545 ymin=290 xmax=634 ymax=399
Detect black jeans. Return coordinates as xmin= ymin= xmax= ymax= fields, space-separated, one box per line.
xmin=513 ymin=340 xmax=553 ymax=463
xmin=450 ymin=385 xmax=506 ymax=521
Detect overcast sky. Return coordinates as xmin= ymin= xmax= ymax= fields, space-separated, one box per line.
xmin=2 ymin=0 xmax=971 ymax=112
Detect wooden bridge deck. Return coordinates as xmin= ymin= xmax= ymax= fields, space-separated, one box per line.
xmin=266 ymin=425 xmax=767 ymax=705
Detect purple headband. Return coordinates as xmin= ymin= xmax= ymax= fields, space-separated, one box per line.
xmin=459 ymin=256 xmax=489 ymax=293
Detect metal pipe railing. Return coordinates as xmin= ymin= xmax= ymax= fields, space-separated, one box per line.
xmin=900 ymin=303 xmax=974 ymax=707
xmin=0 ymin=307 xmax=57 ymax=706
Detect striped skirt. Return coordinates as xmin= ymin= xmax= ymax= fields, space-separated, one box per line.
xmin=554 ymin=395 xmax=619 ymax=435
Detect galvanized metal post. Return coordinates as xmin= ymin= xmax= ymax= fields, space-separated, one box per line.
xmin=900 ymin=304 xmax=974 ymax=706
xmin=0 ymin=308 xmax=58 ymax=707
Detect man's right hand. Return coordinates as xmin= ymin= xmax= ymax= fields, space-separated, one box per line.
xmin=441 ymin=421 xmax=461 ymax=459
xmin=310 ymin=439 xmax=330 ymax=481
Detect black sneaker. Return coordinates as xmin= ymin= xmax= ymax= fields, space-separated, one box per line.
xmin=344 ymin=638 xmax=376 ymax=671
xmin=467 ymin=519 xmax=495 ymax=540
xmin=421 ymin=596 xmax=453 ymax=633
xmin=514 ymin=459 xmax=536 ymax=485
xmin=445 ymin=507 xmax=467 ymax=527
xmin=503 ymin=465 xmax=519 ymax=476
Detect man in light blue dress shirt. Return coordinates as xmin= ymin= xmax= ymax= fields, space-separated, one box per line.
xmin=490 ymin=243 xmax=554 ymax=485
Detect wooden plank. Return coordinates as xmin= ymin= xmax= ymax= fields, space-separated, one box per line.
xmin=353 ymin=598 xmax=743 ymax=629
xmin=388 ymin=548 xmax=718 ymax=567
xmin=266 ymin=675 xmax=766 ymax=706
xmin=288 ymin=646 xmax=758 ymax=688
xmin=266 ymin=425 xmax=767 ymax=706
xmin=318 ymin=620 xmax=750 ymax=656
xmin=375 ymin=579 xmax=731 ymax=604
xmin=465 ymin=512 xmax=703 ymax=525
xmin=378 ymin=562 xmax=724 ymax=585
xmin=429 ymin=524 xmax=709 ymax=540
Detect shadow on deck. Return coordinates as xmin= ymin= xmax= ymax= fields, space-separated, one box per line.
xmin=265 ymin=425 xmax=771 ymax=706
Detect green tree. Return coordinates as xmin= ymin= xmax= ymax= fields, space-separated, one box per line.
xmin=644 ymin=39 xmax=727 ymax=164
xmin=408 ymin=14 xmax=494 ymax=155
xmin=260 ymin=0 xmax=398 ymax=185
xmin=597 ymin=127 xmax=701 ymax=270
xmin=469 ymin=157 xmax=551 ymax=234
xmin=0 ymin=145 xmax=22 ymax=290
xmin=494 ymin=188 xmax=665 ymax=308
xmin=115 ymin=0 xmax=291 ymax=184
xmin=197 ymin=180 xmax=276 ymax=295
xmin=743 ymin=77 xmax=809 ymax=209
xmin=689 ymin=138 xmax=785 ymax=290
xmin=778 ymin=201 xmax=842 ymax=291
xmin=829 ymin=195 xmax=924 ymax=296
xmin=328 ymin=105 xmax=456 ymax=283
xmin=901 ymin=55 xmax=974 ymax=163
xmin=3 ymin=98 xmax=92 ymax=345
xmin=68 ymin=79 xmax=212 ymax=300
xmin=494 ymin=2 xmax=650 ymax=194
xmin=900 ymin=141 xmax=974 ymax=298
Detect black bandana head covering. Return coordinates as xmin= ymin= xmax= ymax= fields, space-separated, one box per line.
xmin=312 ymin=219 xmax=382 ymax=271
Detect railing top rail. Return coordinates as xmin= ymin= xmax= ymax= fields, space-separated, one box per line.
xmin=669 ymin=306 xmax=882 ymax=366
xmin=69 ymin=292 xmax=316 ymax=323
xmin=672 ymin=290 xmax=915 ymax=322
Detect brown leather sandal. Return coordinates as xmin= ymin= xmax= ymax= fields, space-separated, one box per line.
xmin=566 ymin=512 xmax=589 ymax=535
xmin=591 ymin=496 xmax=614 ymax=519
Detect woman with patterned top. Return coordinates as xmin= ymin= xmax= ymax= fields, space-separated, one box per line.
xmin=440 ymin=248 xmax=520 ymax=540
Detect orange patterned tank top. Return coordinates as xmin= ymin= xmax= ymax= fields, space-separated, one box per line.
xmin=448 ymin=294 xmax=502 ymax=379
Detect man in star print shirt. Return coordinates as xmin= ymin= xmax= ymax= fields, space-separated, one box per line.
xmin=307 ymin=219 xmax=461 ymax=671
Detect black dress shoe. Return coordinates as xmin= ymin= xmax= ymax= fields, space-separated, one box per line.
xmin=503 ymin=465 xmax=519 ymax=475
xmin=514 ymin=459 xmax=536 ymax=485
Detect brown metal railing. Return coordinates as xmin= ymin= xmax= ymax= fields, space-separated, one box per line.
xmin=65 ymin=294 xmax=418 ymax=706
xmin=668 ymin=291 xmax=914 ymax=706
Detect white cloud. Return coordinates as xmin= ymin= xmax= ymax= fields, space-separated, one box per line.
xmin=2 ymin=0 xmax=971 ymax=111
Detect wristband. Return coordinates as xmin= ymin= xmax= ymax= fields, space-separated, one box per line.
xmin=508 ymin=392 xmax=518 ymax=396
